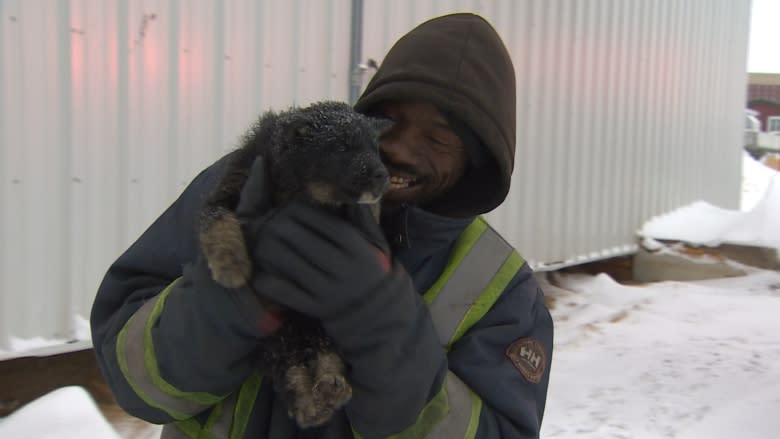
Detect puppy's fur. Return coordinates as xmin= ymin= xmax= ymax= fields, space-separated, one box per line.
xmin=199 ymin=101 xmax=389 ymax=428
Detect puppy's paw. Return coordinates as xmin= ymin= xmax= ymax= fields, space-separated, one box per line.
xmin=208 ymin=252 xmax=251 ymax=288
xmin=285 ymin=365 xmax=334 ymax=428
xmin=288 ymin=400 xmax=335 ymax=429
xmin=200 ymin=215 xmax=251 ymax=288
xmin=312 ymin=351 xmax=352 ymax=409
xmin=313 ymin=372 xmax=352 ymax=409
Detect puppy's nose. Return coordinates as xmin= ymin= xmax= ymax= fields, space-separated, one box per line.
xmin=372 ymin=167 xmax=389 ymax=185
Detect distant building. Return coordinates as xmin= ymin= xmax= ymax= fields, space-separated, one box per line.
xmin=747 ymin=73 xmax=780 ymax=132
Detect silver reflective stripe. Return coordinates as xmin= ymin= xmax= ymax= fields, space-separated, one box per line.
xmin=161 ymin=424 xmax=190 ymax=439
xmin=425 ymin=372 xmax=479 ymax=438
xmin=209 ymin=392 xmax=238 ymax=438
xmin=120 ymin=297 xmax=213 ymax=417
xmin=158 ymin=393 xmax=239 ymax=439
xmin=428 ymin=226 xmax=513 ymax=347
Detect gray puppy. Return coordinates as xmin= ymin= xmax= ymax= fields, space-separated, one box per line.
xmin=199 ymin=101 xmax=390 ymax=427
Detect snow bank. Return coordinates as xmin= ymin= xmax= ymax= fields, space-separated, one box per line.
xmin=742 ymin=151 xmax=779 ymax=211
xmin=640 ymin=154 xmax=780 ymax=249
xmin=0 ymin=387 xmax=120 ymax=439
xmin=0 ymin=315 xmax=92 ymax=361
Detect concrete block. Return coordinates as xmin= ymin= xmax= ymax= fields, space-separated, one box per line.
xmin=633 ymin=247 xmax=746 ymax=283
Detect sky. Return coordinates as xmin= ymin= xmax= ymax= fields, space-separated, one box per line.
xmin=748 ymin=0 xmax=780 ymax=73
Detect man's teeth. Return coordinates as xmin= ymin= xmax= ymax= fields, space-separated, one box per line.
xmin=389 ymin=175 xmax=415 ymax=189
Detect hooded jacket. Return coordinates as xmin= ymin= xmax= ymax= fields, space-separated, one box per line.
xmin=91 ymin=12 xmax=552 ymax=439
xmin=355 ymin=13 xmax=516 ymax=217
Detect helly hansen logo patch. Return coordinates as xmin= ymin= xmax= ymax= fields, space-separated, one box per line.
xmin=506 ymin=338 xmax=546 ymax=384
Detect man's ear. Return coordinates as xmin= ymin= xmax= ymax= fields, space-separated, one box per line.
xmin=367 ymin=116 xmax=393 ymax=140
xmin=284 ymin=118 xmax=311 ymax=144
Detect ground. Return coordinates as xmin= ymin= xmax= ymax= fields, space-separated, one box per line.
xmin=539 ymin=262 xmax=780 ymax=438
xmin=0 ymin=349 xmax=160 ymax=438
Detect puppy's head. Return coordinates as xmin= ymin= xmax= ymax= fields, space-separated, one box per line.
xmin=271 ymin=101 xmax=391 ymax=207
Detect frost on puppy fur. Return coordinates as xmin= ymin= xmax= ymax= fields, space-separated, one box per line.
xmin=199 ymin=101 xmax=390 ymax=428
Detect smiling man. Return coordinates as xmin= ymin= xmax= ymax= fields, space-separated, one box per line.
xmin=375 ymin=101 xmax=468 ymax=208
xmin=91 ymin=13 xmax=552 ymax=439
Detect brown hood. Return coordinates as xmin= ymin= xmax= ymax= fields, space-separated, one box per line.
xmin=355 ymin=13 xmax=516 ymax=217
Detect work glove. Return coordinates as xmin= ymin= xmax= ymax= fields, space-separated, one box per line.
xmin=237 ymin=155 xmax=393 ymax=319
xmin=176 ymin=154 xmax=284 ymax=342
xmin=122 ymin=154 xmax=284 ymax=403
xmin=243 ymin=159 xmax=447 ymax=436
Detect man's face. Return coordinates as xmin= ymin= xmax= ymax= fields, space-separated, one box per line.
xmin=377 ymin=101 xmax=467 ymax=209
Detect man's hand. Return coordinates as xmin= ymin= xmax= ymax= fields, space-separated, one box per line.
xmin=248 ymin=201 xmax=393 ymax=318
xmin=246 ymin=198 xmax=446 ymax=435
xmin=236 ymin=157 xmax=446 ymax=435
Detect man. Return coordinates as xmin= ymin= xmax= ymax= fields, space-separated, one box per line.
xmin=91 ymin=12 xmax=553 ymax=439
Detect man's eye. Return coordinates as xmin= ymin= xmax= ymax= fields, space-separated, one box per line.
xmin=381 ymin=110 xmax=398 ymax=122
xmin=428 ymin=136 xmax=446 ymax=145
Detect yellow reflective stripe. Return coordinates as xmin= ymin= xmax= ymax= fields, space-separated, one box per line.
xmin=205 ymin=373 xmax=265 ymax=439
xmin=423 ymin=217 xmax=488 ymax=304
xmin=163 ymin=374 xmax=262 ymax=439
xmin=168 ymin=419 xmax=203 ymax=439
xmin=116 ymin=284 xmax=197 ymax=419
xmin=144 ymin=279 xmax=225 ymax=406
xmin=164 ymin=408 xmax=223 ymax=439
xmin=204 ymin=399 xmax=225 ymax=436
xmin=389 ymin=380 xmax=450 ymax=439
xmin=116 ymin=303 xmax=183 ymax=419
xmin=464 ymin=391 xmax=483 ymax=439
xmin=447 ymin=250 xmax=525 ymax=349
xmin=429 ymin=221 xmax=512 ymax=348
xmin=118 ymin=281 xmax=264 ymax=437
xmin=352 ymin=383 xmax=447 ymax=439
xmin=418 ymin=373 xmax=479 ymax=439
xmin=230 ymin=373 xmax=263 ymax=439
xmin=352 ymin=373 xmax=481 ymax=439
xmin=115 ymin=278 xmax=225 ymax=420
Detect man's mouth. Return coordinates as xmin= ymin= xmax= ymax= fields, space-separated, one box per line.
xmin=389 ymin=175 xmax=418 ymax=190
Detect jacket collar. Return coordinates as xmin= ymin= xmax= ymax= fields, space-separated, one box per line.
xmin=381 ymin=205 xmax=473 ymax=292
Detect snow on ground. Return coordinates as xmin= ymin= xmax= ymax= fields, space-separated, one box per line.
xmin=541 ymin=155 xmax=780 ymax=438
xmin=0 ymin=387 xmax=121 ymax=439
xmin=539 ymin=268 xmax=780 ymax=438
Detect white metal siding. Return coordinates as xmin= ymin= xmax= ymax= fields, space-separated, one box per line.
xmin=0 ymin=0 xmax=354 ymax=352
xmin=0 ymin=0 xmax=751 ymax=354
xmin=361 ymin=0 xmax=751 ymax=269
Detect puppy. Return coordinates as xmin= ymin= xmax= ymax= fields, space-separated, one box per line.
xmin=199 ymin=101 xmax=390 ymax=427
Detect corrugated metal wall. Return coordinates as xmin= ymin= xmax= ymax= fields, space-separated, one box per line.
xmin=361 ymin=0 xmax=751 ymax=268
xmin=0 ymin=0 xmax=751 ymax=354
xmin=0 ymin=0 xmax=355 ymax=352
